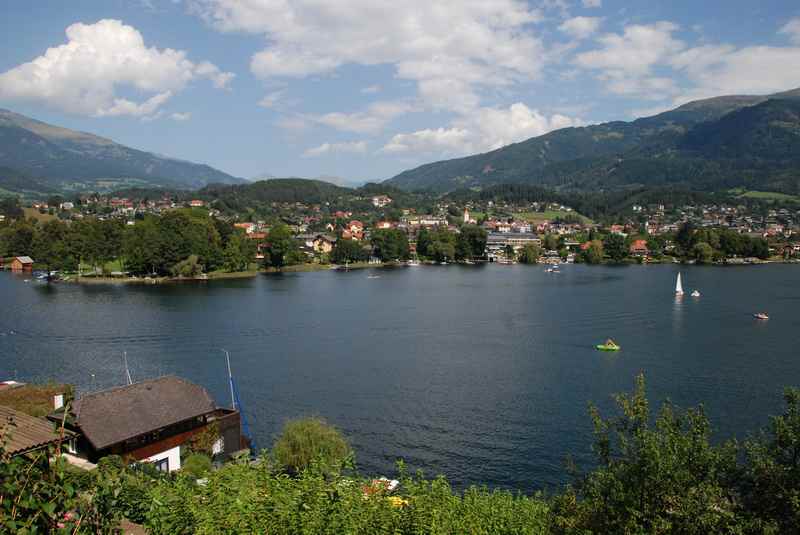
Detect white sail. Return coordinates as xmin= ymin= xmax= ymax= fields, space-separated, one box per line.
xmin=675 ymin=272 xmax=684 ymax=295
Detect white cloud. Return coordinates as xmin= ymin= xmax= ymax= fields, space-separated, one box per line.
xmin=582 ymin=0 xmax=602 ymax=7
xmin=310 ymin=100 xmax=416 ymax=134
xmin=382 ymin=102 xmax=584 ymax=155
xmin=778 ymin=18 xmax=800 ymax=45
xmin=0 ymin=19 xmax=233 ymax=118
xmin=670 ymin=44 xmax=800 ymax=104
xmin=303 ymin=140 xmax=368 ymax=157
xmin=258 ymin=90 xmax=284 ymax=108
xmin=574 ymin=21 xmax=684 ymax=99
xmin=360 ymin=85 xmax=381 ymax=94
xmin=558 ymin=17 xmax=603 ymax=40
xmin=381 ymin=127 xmax=471 ymax=154
xmin=191 ymin=0 xmax=544 ymax=113
xmin=170 ymin=112 xmax=192 ymax=121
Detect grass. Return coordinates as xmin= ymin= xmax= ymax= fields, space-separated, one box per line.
xmin=206 ymin=268 xmax=260 ymax=279
xmin=730 ymin=189 xmax=800 ymax=202
xmin=0 ymin=383 xmax=73 ymax=417
xmin=22 ymin=207 xmax=57 ymax=223
xmin=516 ymin=210 xmax=593 ymax=224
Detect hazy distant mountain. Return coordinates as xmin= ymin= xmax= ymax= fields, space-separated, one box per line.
xmin=0 ymin=108 xmax=245 ymax=193
xmin=250 ymin=172 xmax=277 ymax=182
xmin=385 ymin=88 xmax=800 ymax=194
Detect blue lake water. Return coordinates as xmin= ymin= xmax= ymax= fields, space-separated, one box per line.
xmin=2 ymin=264 xmax=799 ymax=491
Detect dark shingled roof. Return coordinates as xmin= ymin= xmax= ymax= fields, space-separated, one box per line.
xmin=72 ymin=376 xmax=217 ymax=450
xmin=1 ymin=405 xmax=73 ymax=456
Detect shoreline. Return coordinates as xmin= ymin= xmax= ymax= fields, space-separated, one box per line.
xmin=12 ymin=257 xmax=795 ymax=286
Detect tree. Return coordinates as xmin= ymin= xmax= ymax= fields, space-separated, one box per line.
xmin=584 ymin=240 xmax=604 ymax=264
xmin=331 ymin=238 xmax=366 ymax=264
xmin=371 ymin=229 xmax=409 ymax=261
xmin=543 ymin=233 xmax=559 ymax=251
xmin=223 ymin=231 xmax=255 ymax=272
xmin=552 ymin=374 xmax=740 ymax=534
xmin=416 ymin=228 xmax=432 ymax=258
xmin=676 ymin=221 xmax=696 ymax=253
xmin=264 ymin=224 xmax=297 ymax=270
xmin=504 ymin=244 xmax=516 ymax=261
xmin=456 ymin=225 xmax=487 ymax=260
xmin=742 ymin=388 xmax=800 ymax=532
xmin=33 ymin=220 xmax=70 ymax=278
xmin=429 ymin=240 xmax=455 ymax=262
xmin=693 ymin=242 xmax=715 ymax=264
xmin=273 ymin=417 xmax=352 ymax=475
xmin=518 ymin=243 xmax=542 ymax=264
xmin=171 ymin=255 xmax=203 ymax=278
xmin=123 ymin=217 xmax=163 ymax=275
xmin=0 ymin=196 xmax=23 ymax=219
xmin=603 ymin=233 xmax=627 ymax=263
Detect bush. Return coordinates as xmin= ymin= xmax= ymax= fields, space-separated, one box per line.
xmin=273 ymin=416 xmax=352 ymax=474
xmin=182 ymin=453 xmax=213 ymax=478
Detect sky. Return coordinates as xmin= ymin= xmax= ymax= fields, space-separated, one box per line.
xmin=1 ymin=1 xmax=799 ymax=185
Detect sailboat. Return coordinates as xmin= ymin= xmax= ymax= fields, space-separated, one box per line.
xmin=675 ymin=272 xmax=684 ymax=296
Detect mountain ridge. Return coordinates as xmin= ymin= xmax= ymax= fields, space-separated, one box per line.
xmin=385 ymin=88 xmax=800 ymax=194
xmin=0 ymin=108 xmax=245 ymax=193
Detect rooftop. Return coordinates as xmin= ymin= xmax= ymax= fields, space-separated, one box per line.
xmin=68 ymin=376 xmax=217 ymax=450
xmin=1 ymin=405 xmax=74 ymax=456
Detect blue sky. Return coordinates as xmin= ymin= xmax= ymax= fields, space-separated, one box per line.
xmin=1 ymin=1 xmax=799 ymax=185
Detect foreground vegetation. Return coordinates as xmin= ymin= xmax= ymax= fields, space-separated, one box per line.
xmin=4 ymin=375 xmax=800 ymax=534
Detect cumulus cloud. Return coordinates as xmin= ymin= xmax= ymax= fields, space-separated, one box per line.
xmin=582 ymin=0 xmax=602 ymax=7
xmin=191 ymin=0 xmax=544 ymax=113
xmin=303 ymin=140 xmax=368 ymax=157
xmin=574 ymin=21 xmax=684 ymax=99
xmin=258 ymin=90 xmax=284 ymax=108
xmin=310 ymin=100 xmax=417 ymax=134
xmin=670 ymin=44 xmax=800 ymax=104
xmin=170 ymin=112 xmax=192 ymax=121
xmin=559 ymin=17 xmax=603 ymax=40
xmin=0 ymin=19 xmax=233 ymax=118
xmin=382 ymin=102 xmax=584 ymax=155
xmin=778 ymin=18 xmax=800 ymax=45
xmin=360 ymin=85 xmax=381 ymax=94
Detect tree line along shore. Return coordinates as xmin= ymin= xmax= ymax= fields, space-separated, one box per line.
xmin=0 ymin=203 xmax=777 ymax=285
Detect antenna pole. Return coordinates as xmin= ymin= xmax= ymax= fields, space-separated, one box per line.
xmin=124 ymin=352 xmax=133 ymax=385
xmin=223 ymin=349 xmax=235 ymax=409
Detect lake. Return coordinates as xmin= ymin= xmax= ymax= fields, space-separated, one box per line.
xmin=2 ymin=264 xmax=799 ymax=491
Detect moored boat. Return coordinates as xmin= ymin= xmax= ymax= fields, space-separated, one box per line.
xmin=754 ymin=312 xmax=769 ymax=320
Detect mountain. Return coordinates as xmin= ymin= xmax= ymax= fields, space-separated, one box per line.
xmin=0 ymin=109 xmax=245 ymax=193
xmin=199 ymin=178 xmax=354 ymax=210
xmin=385 ymin=88 xmax=800 ymax=194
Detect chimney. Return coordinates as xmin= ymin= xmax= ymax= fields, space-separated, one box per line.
xmin=53 ymin=393 xmax=64 ymax=410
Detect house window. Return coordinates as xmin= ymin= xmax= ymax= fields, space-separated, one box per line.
xmin=153 ymin=457 xmax=170 ymax=472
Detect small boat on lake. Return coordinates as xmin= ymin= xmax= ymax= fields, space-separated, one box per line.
xmin=754 ymin=312 xmax=769 ymax=320
xmin=675 ymin=272 xmax=684 ymax=296
xmin=596 ymin=339 xmax=620 ymax=352
xmin=691 ymin=290 xmax=701 ymax=297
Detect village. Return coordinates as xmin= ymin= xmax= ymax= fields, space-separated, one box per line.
xmin=3 ymin=186 xmax=799 ymax=277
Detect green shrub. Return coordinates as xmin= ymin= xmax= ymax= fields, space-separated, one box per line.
xmin=273 ymin=416 xmax=352 ymax=474
xmin=182 ymin=453 xmax=213 ymax=478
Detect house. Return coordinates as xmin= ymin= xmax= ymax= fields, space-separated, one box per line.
xmin=189 ymin=200 xmax=205 ymax=208
xmin=371 ymin=195 xmax=392 ymax=208
xmin=10 ymin=256 xmax=34 ymax=273
xmin=313 ymin=234 xmax=336 ymax=254
xmin=0 ymin=405 xmax=76 ymax=458
xmin=374 ymin=221 xmax=393 ymax=230
xmin=234 ymin=222 xmax=256 ymax=234
xmin=629 ymin=239 xmax=649 ymax=257
xmin=50 ymin=376 xmax=242 ymax=472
